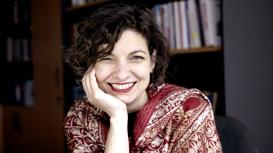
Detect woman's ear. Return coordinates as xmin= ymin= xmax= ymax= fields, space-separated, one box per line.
xmin=150 ymin=50 xmax=157 ymax=73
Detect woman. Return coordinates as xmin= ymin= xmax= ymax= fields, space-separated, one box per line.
xmin=64 ymin=3 xmax=223 ymax=153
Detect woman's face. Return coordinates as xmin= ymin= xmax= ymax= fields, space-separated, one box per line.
xmin=94 ymin=29 xmax=155 ymax=112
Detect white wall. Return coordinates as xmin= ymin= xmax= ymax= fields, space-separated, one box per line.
xmin=223 ymin=0 xmax=273 ymax=153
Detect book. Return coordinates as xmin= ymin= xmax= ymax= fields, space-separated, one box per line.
xmin=23 ymin=79 xmax=34 ymax=107
xmin=161 ymin=3 xmax=171 ymax=47
xmin=187 ymin=0 xmax=202 ymax=48
xmin=179 ymin=0 xmax=190 ymax=49
xmin=199 ymin=0 xmax=221 ymax=47
xmin=71 ymin=0 xmax=86 ymax=7
xmin=195 ymin=0 xmax=205 ymax=46
xmin=152 ymin=5 xmax=163 ymax=31
xmin=168 ymin=2 xmax=176 ymax=49
xmin=22 ymin=38 xmax=31 ymax=61
xmin=173 ymin=1 xmax=182 ymax=49
xmin=6 ymin=37 xmax=13 ymax=62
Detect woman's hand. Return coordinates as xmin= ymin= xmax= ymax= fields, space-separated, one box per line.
xmin=82 ymin=68 xmax=129 ymax=153
xmin=82 ymin=68 xmax=127 ymax=117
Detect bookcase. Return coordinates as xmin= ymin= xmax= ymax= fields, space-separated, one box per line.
xmin=0 ymin=0 xmax=33 ymax=107
xmin=0 ymin=0 xmax=65 ymax=152
xmin=62 ymin=0 xmax=225 ymax=115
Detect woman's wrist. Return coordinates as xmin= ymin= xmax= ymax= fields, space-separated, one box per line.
xmin=105 ymin=111 xmax=129 ymax=153
xmin=110 ymin=111 xmax=128 ymax=126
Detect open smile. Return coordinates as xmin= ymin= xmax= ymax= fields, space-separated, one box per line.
xmin=108 ymin=82 xmax=136 ymax=93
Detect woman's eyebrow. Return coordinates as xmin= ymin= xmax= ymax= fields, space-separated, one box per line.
xmin=129 ymin=50 xmax=147 ymax=55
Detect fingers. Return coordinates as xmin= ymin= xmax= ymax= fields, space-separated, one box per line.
xmin=81 ymin=67 xmax=128 ymax=116
xmin=82 ymin=68 xmax=94 ymax=100
xmin=90 ymin=68 xmax=100 ymax=92
xmin=82 ymin=67 xmax=100 ymax=101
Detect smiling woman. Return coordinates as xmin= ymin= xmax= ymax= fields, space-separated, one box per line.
xmin=94 ymin=29 xmax=154 ymax=112
xmin=63 ymin=2 xmax=223 ymax=153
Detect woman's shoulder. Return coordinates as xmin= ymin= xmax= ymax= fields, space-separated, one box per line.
xmin=137 ymin=84 xmax=214 ymax=144
xmin=152 ymin=83 xmax=212 ymax=113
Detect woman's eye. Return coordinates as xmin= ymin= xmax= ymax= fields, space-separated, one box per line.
xmin=131 ymin=56 xmax=145 ymax=61
xmin=98 ymin=57 xmax=113 ymax=62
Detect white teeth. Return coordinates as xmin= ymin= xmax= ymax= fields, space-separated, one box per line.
xmin=111 ymin=83 xmax=134 ymax=90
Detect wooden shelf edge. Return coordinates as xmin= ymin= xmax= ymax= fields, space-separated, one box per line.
xmin=170 ymin=46 xmax=222 ymax=55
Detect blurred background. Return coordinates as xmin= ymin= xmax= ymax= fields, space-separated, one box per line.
xmin=0 ymin=0 xmax=272 ymax=153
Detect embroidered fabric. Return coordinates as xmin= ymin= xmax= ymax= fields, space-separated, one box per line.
xmin=64 ymin=84 xmax=223 ymax=153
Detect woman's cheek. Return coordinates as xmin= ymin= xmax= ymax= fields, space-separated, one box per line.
xmin=94 ymin=65 xmax=107 ymax=82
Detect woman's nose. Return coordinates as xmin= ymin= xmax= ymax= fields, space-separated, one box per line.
xmin=112 ymin=61 xmax=130 ymax=81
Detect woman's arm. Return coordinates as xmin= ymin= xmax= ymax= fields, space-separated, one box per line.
xmin=82 ymin=68 xmax=129 ymax=153
xmin=105 ymin=112 xmax=129 ymax=153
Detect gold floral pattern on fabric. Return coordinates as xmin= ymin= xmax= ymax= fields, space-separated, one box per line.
xmin=64 ymin=84 xmax=223 ymax=153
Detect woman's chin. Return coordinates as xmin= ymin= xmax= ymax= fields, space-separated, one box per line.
xmin=115 ymin=95 xmax=134 ymax=104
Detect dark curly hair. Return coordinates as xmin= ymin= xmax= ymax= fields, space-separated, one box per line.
xmin=63 ymin=2 xmax=170 ymax=87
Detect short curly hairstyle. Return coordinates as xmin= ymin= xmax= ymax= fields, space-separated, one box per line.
xmin=63 ymin=2 xmax=170 ymax=87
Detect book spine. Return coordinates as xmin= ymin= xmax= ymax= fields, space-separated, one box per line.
xmin=168 ymin=2 xmax=176 ymax=49
xmin=173 ymin=1 xmax=182 ymax=49
xmin=180 ymin=1 xmax=190 ymax=49
xmin=187 ymin=0 xmax=202 ymax=48
xmin=152 ymin=5 xmax=163 ymax=31
xmin=199 ymin=0 xmax=221 ymax=47
xmin=6 ymin=37 xmax=13 ymax=62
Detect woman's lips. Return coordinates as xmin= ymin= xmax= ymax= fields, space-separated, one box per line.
xmin=109 ymin=82 xmax=135 ymax=93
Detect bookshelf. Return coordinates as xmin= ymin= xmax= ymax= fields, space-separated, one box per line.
xmin=170 ymin=46 xmax=222 ymax=55
xmin=0 ymin=0 xmax=65 ymax=152
xmin=0 ymin=0 xmax=34 ymax=107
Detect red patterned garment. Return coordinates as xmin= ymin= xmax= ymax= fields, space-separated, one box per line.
xmin=64 ymin=84 xmax=223 ymax=153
